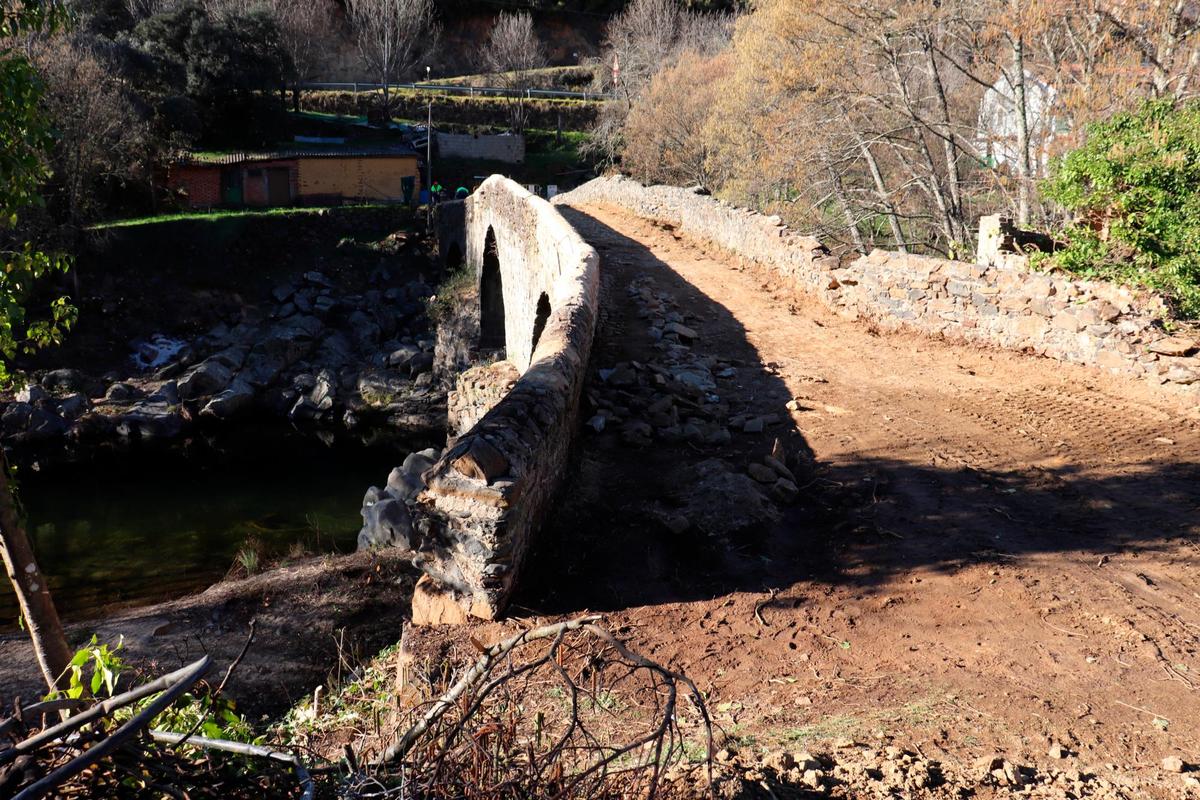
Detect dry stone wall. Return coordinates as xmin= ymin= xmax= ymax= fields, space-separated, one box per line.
xmin=556 ymin=177 xmax=1199 ymax=387
xmin=407 ymin=175 xmax=599 ymax=623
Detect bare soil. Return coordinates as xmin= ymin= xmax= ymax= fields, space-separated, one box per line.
xmin=0 ymin=551 xmax=418 ymax=718
xmin=502 ymin=204 xmax=1200 ymax=797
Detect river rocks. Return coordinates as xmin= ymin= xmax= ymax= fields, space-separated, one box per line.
xmin=105 ymin=382 xmax=141 ymax=402
xmin=27 ymin=407 xmax=68 ymax=439
xmin=178 ymin=358 xmax=235 ymax=400
xmin=358 ymin=446 xmax=443 ymax=550
xmin=41 ymin=368 xmax=100 ymax=397
xmin=387 ymin=343 xmax=421 ymax=368
xmin=119 ymin=400 xmax=184 ymax=439
xmin=16 ymin=384 xmax=47 ymax=404
xmin=289 ymin=370 xmax=336 ymax=421
xmin=358 ymin=492 xmax=415 ymax=550
xmin=201 ymin=378 xmax=255 ymax=419
xmin=2 ymin=402 xmax=32 ymax=435
xmin=747 ymin=462 xmax=777 ymax=483
xmin=56 ymin=393 xmax=89 ymax=420
xmin=357 ymin=369 xmax=410 ymax=409
xmin=1 ymin=265 xmax=445 ymax=449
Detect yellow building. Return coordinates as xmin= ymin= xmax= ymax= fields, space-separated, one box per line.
xmin=297 ymin=151 xmax=421 ymax=205
xmin=169 ymin=148 xmax=421 ymax=209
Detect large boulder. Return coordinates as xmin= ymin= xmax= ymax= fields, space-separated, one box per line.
xmin=357 ymin=491 xmax=415 ymax=550
xmin=201 ymin=379 xmax=255 ymax=419
xmin=2 ymin=402 xmax=32 ymax=435
xmin=41 ymin=368 xmax=100 ymax=397
xmin=56 ymin=393 xmax=90 ymax=420
xmin=177 ymin=359 xmax=234 ymax=400
xmin=357 ymin=369 xmax=410 ymax=409
xmin=119 ymin=401 xmax=185 ymax=438
xmin=26 ymin=407 xmax=67 ymax=439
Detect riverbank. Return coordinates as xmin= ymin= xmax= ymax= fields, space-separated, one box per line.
xmin=0 ymin=549 xmax=418 ymax=717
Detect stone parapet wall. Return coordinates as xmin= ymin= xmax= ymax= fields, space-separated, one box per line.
xmin=409 ymin=175 xmax=599 ymax=622
xmin=556 ymin=176 xmax=1199 ymax=387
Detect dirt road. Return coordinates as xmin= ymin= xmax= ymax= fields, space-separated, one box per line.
xmin=518 ymin=204 xmax=1200 ymax=797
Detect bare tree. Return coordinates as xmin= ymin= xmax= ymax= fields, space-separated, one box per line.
xmin=604 ymin=0 xmax=681 ymax=105
xmin=267 ymin=0 xmax=335 ymax=112
xmin=345 ymin=0 xmax=439 ymax=117
xmin=623 ymin=51 xmax=730 ymax=191
xmin=1100 ymin=0 xmax=1200 ymax=99
xmin=0 ymin=454 xmax=71 ymax=693
xmin=482 ymin=11 xmax=546 ymax=133
xmin=32 ymin=36 xmax=153 ymax=244
xmin=588 ymin=0 xmax=733 ymax=166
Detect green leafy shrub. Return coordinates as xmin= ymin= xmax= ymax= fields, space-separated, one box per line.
xmin=1041 ymin=99 xmax=1200 ymax=317
xmin=50 ymin=635 xmax=125 ymax=700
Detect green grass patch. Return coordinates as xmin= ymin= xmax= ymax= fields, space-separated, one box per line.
xmin=91 ymin=203 xmax=394 ymax=230
xmin=780 ymin=697 xmax=946 ymax=747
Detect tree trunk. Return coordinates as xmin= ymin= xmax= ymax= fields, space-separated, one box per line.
xmin=922 ymin=33 xmax=965 ymax=238
xmin=1011 ymin=35 xmax=1033 ymax=226
xmin=827 ymin=163 xmax=866 ymax=254
xmin=850 ymin=125 xmax=907 ymax=253
xmin=292 ymin=82 xmax=301 ymax=114
xmin=0 ymin=453 xmax=71 ymax=693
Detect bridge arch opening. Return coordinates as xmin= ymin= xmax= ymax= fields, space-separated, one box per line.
xmin=445 ymin=241 xmax=463 ymax=270
xmin=531 ymin=293 xmax=551 ymax=356
xmin=479 ymin=227 xmax=506 ymax=354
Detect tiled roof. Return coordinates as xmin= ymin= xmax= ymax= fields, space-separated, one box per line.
xmin=177 ymin=147 xmax=418 ymax=165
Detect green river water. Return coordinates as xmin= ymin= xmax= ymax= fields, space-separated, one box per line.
xmin=1 ymin=425 xmax=421 ymax=624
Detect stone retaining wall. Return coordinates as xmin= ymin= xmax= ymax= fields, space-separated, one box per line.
xmin=555 ymin=176 xmax=1199 ymax=387
xmin=436 ymin=132 xmax=526 ymax=164
xmin=409 ymin=175 xmax=599 ymax=623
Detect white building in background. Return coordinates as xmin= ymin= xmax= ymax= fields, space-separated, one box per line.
xmin=975 ymin=71 xmax=1065 ymax=176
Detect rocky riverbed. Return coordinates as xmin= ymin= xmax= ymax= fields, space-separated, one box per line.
xmin=0 ymin=265 xmax=447 ymax=460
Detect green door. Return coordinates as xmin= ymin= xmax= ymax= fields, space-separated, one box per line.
xmin=221 ymin=168 xmax=243 ymax=206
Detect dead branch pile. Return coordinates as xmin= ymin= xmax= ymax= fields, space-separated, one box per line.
xmin=338 ymin=616 xmax=715 ymax=800
xmin=1 ymin=617 xmax=711 ymax=799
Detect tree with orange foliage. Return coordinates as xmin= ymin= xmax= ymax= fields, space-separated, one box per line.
xmin=622 ymin=51 xmax=731 ymax=191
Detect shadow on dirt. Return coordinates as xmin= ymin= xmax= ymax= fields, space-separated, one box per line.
xmin=516 ymin=207 xmax=1200 ymax=615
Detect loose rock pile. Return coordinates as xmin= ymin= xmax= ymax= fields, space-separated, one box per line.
xmin=1 ymin=267 xmax=444 ymax=450
xmin=584 ymin=275 xmax=801 ymax=538
xmin=665 ymin=739 xmax=1194 ymax=798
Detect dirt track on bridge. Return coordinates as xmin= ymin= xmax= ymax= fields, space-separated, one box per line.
xmin=515 ymin=204 xmax=1200 ymax=797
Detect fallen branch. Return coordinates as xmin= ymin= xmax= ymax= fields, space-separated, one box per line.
xmin=172 ymin=619 xmax=257 ymax=750
xmin=149 ymin=730 xmax=314 ymax=800
xmin=12 ymin=655 xmax=212 ymax=800
xmin=376 ymin=615 xmax=714 ymax=800
xmin=0 ymin=657 xmax=212 ymax=768
xmin=380 ymin=614 xmax=602 ymax=764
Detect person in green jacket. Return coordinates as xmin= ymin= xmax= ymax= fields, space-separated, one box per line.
xmin=429 ymin=181 xmax=443 ymax=203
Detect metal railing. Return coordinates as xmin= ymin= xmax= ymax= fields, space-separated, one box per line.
xmin=300 ymin=81 xmax=605 ymax=101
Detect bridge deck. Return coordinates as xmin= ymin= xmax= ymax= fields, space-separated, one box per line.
xmin=520 ymin=203 xmax=1200 ymax=790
